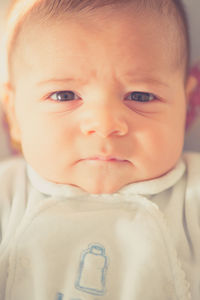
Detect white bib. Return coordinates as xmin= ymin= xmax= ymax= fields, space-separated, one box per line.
xmin=5 ymin=194 xmax=190 ymax=300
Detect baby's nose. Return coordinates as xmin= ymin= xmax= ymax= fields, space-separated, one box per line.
xmin=80 ymin=103 xmax=128 ymax=138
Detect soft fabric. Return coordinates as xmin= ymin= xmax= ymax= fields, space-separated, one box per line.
xmin=0 ymin=153 xmax=199 ymax=300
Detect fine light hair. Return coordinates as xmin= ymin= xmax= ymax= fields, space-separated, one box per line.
xmin=1 ymin=0 xmax=190 ymax=86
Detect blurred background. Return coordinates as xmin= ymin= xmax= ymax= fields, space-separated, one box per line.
xmin=0 ymin=0 xmax=200 ymax=159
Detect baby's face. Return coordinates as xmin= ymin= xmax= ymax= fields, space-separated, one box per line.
xmin=8 ymin=6 xmax=187 ymax=194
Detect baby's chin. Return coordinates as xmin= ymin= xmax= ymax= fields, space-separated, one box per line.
xmin=70 ymin=174 xmax=134 ymax=195
xmin=68 ymin=162 xmax=136 ymax=194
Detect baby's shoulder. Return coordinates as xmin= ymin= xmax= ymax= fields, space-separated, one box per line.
xmin=182 ymin=151 xmax=200 ymax=181
xmin=0 ymin=155 xmax=26 ymax=182
xmin=0 ymin=157 xmax=27 ymax=243
xmin=0 ymin=156 xmax=26 ymax=204
xmin=182 ymin=152 xmax=200 ymax=205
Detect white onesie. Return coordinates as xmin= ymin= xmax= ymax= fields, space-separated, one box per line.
xmin=0 ymin=152 xmax=199 ymax=300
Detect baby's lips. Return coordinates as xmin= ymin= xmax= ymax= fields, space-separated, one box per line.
xmin=81 ymin=155 xmax=129 ymax=162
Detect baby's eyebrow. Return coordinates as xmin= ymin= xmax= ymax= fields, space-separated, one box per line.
xmin=37 ymin=77 xmax=86 ymax=86
xmin=36 ymin=75 xmax=169 ymax=89
xmin=124 ymin=73 xmax=169 ymax=88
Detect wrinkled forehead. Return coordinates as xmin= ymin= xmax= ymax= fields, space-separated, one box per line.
xmin=6 ymin=2 xmax=185 ymax=87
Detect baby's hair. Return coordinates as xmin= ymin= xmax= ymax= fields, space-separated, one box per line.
xmin=1 ymin=0 xmax=190 ymax=86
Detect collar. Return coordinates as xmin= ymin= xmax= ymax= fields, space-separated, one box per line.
xmin=26 ymin=158 xmax=185 ymax=198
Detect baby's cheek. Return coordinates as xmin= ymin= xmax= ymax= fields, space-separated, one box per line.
xmin=142 ymin=121 xmax=183 ymax=157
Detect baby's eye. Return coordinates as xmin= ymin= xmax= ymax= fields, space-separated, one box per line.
xmin=126 ymin=92 xmax=156 ymax=102
xmin=49 ymin=91 xmax=80 ymax=101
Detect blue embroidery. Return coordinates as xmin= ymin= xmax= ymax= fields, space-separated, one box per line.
xmin=56 ymin=293 xmax=64 ymax=300
xmin=75 ymin=243 xmax=108 ymax=296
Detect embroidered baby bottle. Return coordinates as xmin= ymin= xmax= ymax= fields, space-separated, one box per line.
xmin=75 ymin=244 xmax=108 ymax=296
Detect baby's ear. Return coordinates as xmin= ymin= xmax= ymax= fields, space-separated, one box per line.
xmin=185 ymin=74 xmax=198 ymax=103
xmin=1 ymin=82 xmax=21 ymax=144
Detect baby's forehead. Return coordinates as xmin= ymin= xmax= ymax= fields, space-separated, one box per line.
xmin=10 ymin=10 xmax=184 ymax=92
xmin=7 ymin=0 xmax=187 ymax=86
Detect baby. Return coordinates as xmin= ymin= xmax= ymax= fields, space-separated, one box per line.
xmin=0 ymin=0 xmax=199 ymax=299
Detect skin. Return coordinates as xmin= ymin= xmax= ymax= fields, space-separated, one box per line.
xmin=4 ymin=5 xmax=190 ymax=194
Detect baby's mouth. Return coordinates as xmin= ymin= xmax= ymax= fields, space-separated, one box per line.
xmin=81 ymin=156 xmax=128 ymax=162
